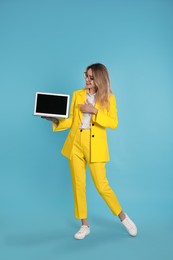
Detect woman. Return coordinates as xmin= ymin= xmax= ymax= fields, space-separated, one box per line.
xmin=42 ymin=63 xmax=137 ymax=239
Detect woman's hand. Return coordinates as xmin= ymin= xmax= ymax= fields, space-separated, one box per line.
xmin=78 ymin=101 xmax=98 ymax=114
xmin=41 ymin=116 xmax=59 ymax=125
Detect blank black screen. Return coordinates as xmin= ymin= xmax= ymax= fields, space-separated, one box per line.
xmin=36 ymin=94 xmax=67 ymax=115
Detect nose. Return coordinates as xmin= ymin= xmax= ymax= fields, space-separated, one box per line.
xmin=86 ymin=77 xmax=90 ymax=83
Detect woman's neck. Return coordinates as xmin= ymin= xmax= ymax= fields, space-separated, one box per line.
xmin=89 ymin=87 xmax=97 ymax=95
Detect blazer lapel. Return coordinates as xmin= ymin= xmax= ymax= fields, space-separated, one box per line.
xmin=78 ymin=89 xmax=87 ymax=121
xmin=95 ymin=101 xmax=99 ymax=110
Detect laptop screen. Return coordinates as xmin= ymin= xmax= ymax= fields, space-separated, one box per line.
xmin=34 ymin=92 xmax=70 ymax=118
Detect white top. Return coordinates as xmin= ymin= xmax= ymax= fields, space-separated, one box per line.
xmin=80 ymin=91 xmax=96 ymax=129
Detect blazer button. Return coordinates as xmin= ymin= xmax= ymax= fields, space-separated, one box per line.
xmin=92 ymin=135 xmax=94 ymax=137
xmin=92 ymin=123 xmax=94 ymax=126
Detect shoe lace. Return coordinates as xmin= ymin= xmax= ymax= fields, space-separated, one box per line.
xmin=125 ymin=219 xmax=135 ymax=230
xmin=77 ymin=225 xmax=88 ymax=234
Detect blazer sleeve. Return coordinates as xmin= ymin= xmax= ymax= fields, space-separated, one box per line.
xmin=52 ymin=91 xmax=76 ymax=132
xmin=92 ymin=94 xmax=118 ymax=129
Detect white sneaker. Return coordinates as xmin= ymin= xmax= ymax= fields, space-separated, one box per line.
xmin=121 ymin=214 xmax=137 ymax=237
xmin=74 ymin=225 xmax=90 ymax=240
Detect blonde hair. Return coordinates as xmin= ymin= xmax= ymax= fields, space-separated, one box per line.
xmin=86 ymin=63 xmax=112 ymax=108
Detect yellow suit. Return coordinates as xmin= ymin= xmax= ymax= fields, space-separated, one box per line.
xmin=53 ymin=89 xmax=122 ymax=219
xmin=52 ymin=89 xmax=118 ymax=162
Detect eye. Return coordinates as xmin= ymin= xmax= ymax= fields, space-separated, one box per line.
xmin=84 ymin=72 xmax=94 ymax=80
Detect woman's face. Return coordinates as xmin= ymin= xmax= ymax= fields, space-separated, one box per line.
xmin=84 ymin=68 xmax=96 ymax=91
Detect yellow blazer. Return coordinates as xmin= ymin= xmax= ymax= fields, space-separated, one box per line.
xmin=52 ymin=89 xmax=118 ymax=162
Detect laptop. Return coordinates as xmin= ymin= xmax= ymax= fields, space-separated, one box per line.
xmin=34 ymin=92 xmax=70 ymax=118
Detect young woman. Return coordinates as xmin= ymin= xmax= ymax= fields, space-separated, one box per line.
xmin=42 ymin=63 xmax=137 ymax=239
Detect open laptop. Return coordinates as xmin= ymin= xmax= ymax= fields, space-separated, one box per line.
xmin=34 ymin=92 xmax=70 ymax=118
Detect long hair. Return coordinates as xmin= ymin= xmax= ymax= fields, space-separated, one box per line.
xmin=86 ymin=63 xmax=112 ymax=108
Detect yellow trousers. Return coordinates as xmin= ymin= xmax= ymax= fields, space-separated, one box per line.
xmin=68 ymin=129 xmax=122 ymax=219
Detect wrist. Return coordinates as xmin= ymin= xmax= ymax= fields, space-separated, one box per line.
xmin=53 ymin=118 xmax=59 ymax=125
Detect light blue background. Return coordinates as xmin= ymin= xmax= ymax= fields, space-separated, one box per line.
xmin=0 ymin=0 xmax=173 ymax=259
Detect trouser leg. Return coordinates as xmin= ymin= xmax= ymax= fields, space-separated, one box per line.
xmin=80 ymin=130 xmax=122 ymax=216
xmin=69 ymin=157 xmax=87 ymax=219
xmin=68 ymin=130 xmax=88 ymax=219
xmin=88 ymin=162 xmax=122 ymax=216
